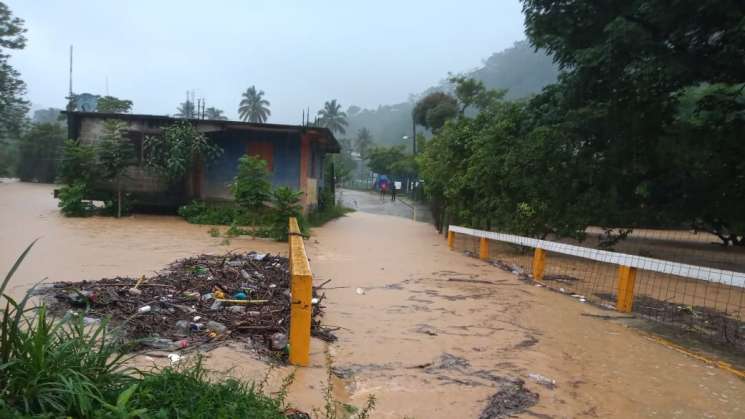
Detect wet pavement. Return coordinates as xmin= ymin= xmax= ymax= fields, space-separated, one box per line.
xmin=338 ymin=188 xmax=433 ymax=223
xmin=3 ymin=180 xmax=745 ymax=418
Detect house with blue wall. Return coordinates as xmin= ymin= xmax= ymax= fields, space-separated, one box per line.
xmin=66 ymin=112 xmax=340 ymax=209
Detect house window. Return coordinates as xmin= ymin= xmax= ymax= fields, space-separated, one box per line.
xmin=126 ymin=131 xmax=144 ymax=165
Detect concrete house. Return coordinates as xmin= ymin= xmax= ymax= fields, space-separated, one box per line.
xmin=66 ymin=112 xmax=340 ymax=209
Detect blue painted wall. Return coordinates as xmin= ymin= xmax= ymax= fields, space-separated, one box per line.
xmin=203 ymin=130 xmax=301 ymax=200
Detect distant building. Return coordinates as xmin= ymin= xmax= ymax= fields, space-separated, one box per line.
xmin=65 ymin=112 xmax=340 ymax=209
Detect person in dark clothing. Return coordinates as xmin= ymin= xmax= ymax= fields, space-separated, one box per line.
xmin=391 ymin=182 xmax=397 ymax=201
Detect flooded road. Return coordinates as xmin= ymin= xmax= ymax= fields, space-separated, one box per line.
xmin=3 ymin=180 xmax=745 ymax=418
xmin=338 ymin=188 xmax=433 ymax=223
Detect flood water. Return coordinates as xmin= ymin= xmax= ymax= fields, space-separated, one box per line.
xmin=3 ymin=180 xmax=745 ymax=418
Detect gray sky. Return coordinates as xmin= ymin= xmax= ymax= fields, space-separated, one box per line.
xmin=8 ymin=0 xmax=526 ymax=123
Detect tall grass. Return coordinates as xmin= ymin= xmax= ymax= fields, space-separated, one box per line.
xmin=0 ymin=241 xmax=286 ymax=418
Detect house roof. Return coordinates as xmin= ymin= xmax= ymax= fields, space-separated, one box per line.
xmin=64 ymin=111 xmax=340 ymax=153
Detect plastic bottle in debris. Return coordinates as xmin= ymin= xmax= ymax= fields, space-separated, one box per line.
xmin=142 ymin=338 xmax=179 ymax=351
xmin=206 ymin=320 xmax=227 ymax=334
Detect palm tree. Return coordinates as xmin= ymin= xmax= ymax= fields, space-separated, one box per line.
xmin=238 ymin=86 xmax=271 ymax=123
xmin=175 ymin=100 xmax=196 ymax=118
xmin=355 ymin=127 xmax=373 ymax=158
xmin=317 ymin=99 xmax=348 ymax=134
xmin=205 ymin=107 xmax=228 ymax=120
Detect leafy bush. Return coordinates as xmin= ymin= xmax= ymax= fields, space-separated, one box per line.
xmin=57 ymin=182 xmax=94 ymax=217
xmin=269 ymin=187 xmax=304 ymax=240
xmin=231 ymin=155 xmax=271 ymax=211
xmin=144 ymin=121 xmax=223 ymax=183
xmin=178 ymin=201 xmax=237 ymax=225
xmin=59 ymin=139 xmax=98 ymax=185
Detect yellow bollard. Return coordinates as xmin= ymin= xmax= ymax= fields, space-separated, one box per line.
xmin=616 ymin=265 xmax=637 ymax=313
xmin=532 ymin=248 xmax=546 ymax=280
xmin=288 ymin=217 xmax=312 ymax=366
xmin=447 ymin=230 xmax=455 ymax=250
xmin=479 ymin=237 xmax=489 ymax=260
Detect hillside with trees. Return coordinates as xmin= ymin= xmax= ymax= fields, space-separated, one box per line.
xmin=345 ymin=40 xmax=558 ymax=147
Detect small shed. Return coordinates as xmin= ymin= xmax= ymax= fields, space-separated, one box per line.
xmin=66 ymin=112 xmax=340 ymax=209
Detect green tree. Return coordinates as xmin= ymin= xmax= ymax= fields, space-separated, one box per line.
xmin=59 ymin=139 xmax=97 ymax=185
xmin=449 ymin=75 xmax=506 ymax=115
xmin=57 ymin=139 xmax=98 ymax=217
xmin=97 ymin=120 xmax=134 ymax=217
xmin=144 ymin=121 xmax=222 ymax=197
xmin=175 ymin=100 xmax=196 ymax=118
xmin=412 ymin=92 xmax=457 ymax=132
xmin=230 ymin=155 xmax=271 ymax=212
xmin=317 ymin=100 xmax=348 ymax=134
xmin=238 ymin=86 xmax=271 ymax=123
xmin=354 ymin=127 xmax=373 ymax=158
xmin=96 ymin=96 xmax=133 ymax=113
xmin=205 ymin=107 xmax=227 ymax=120
xmin=0 ymin=2 xmax=28 ymax=142
xmin=270 ymin=186 xmax=303 ymax=240
xmin=16 ymin=122 xmax=66 ymax=183
xmin=519 ymin=0 xmax=745 ymax=243
xmin=365 ymin=145 xmax=411 ymax=176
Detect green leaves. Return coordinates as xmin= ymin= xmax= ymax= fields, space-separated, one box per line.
xmin=144 ymin=121 xmax=223 ymax=182
xmin=317 ymin=99 xmax=348 ymax=135
xmin=231 ymin=155 xmax=272 ymax=211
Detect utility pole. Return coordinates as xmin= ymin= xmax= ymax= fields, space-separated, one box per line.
xmin=412 ymin=118 xmax=416 ymax=155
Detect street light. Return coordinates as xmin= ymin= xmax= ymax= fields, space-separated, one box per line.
xmin=403 ymin=135 xmax=415 ymax=155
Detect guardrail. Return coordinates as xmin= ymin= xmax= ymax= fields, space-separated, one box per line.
xmin=447 ymin=225 xmax=745 ymax=313
xmin=288 ymin=217 xmax=312 ymax=366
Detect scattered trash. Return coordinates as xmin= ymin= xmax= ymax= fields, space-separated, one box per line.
xmin=249 ymin=252 xmax=267 ymax=261
xmin=559 ymin=288 xmax=566 ymax=293
xmin=206 ymin=320 xmax=227 ymax=334
xmin=528 ymin=373 xmax=557 ymax=389
xmin=167 ymin=353 xmax=183 ymax=365
xmin=128 ymin=276 xmax=146 ymax=296
xmin=142 ymin=338 xmax=179 ymax=351
xmin=41 ymin=252 xmax=336 ymax=357
xmin=270 ymin=332 xmax=288 ymax=351
xmin=356 ymin=287 xmax=366 ymax=295
xmin=479 ymin=379 xmax=539 ymax=419
xmin=82 ymin=316 xmax=99 ymax=326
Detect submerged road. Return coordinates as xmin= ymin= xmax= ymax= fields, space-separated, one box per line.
xmin=305 ymin=210 xmax=745 ymax=418
xmin=2 ymin=180 xmax=744 ymax=418
xmin=338 ymin=188 xmax=433 ymax=224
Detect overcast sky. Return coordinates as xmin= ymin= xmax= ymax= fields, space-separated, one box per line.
xmin=7 ymin=0 xmax=526 ymax=123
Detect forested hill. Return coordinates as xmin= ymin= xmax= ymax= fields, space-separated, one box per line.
xmin=345 ymin=40 xmax=558 ymax=146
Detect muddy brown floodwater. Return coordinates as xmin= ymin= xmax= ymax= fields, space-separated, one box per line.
xmin=3 ymin=180 xmax=745 ymax=418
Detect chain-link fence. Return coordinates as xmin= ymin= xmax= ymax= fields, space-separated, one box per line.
xmin=450 ymin=226 xmax=745 ymax=352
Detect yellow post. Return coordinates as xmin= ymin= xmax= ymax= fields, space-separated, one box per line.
xmin=616 ymin=265 xmax=637 ymax=313
xmin=479 ymin=237 xmax=489 ymax=260
xmin=447 ymin=230 xmax=455 ymax=250
xmin=288 ymin=217 xmax=312 ymax=366
xmin=532 ymin=248 xmax=546 ymax=280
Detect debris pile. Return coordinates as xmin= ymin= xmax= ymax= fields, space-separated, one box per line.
xmin=40 ymin=251 xmax=335 ymax=356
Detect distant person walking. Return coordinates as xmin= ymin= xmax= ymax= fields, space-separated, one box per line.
xmin=391 ymin=182 xmax=397 ymax=201
xmin=379 ymin=179 xmax=389 ymax=200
